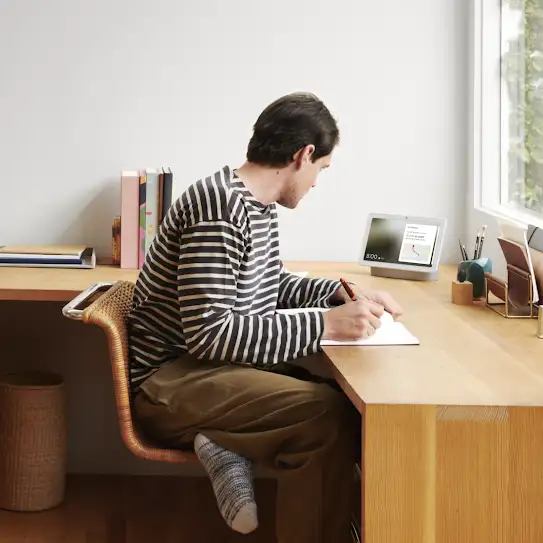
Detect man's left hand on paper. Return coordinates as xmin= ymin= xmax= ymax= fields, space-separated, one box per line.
xmin=332 ymin=285 xmax=403 ymax=319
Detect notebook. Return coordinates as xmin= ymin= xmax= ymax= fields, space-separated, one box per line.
xmin=290 ymin=271 xmax=309 ymax=278
xmin=0 ymin=244 xmax=87 ymax=258
xmin=0 ymin=247 xmax=96 ymax=269
xmin=276 ymin=307 xmax=419 ymax=346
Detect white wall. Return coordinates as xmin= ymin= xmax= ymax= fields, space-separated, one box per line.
xmin=465 ymin=3 xmax=506 ymax=278
xmin=0 ymin=0 xmax=469 ymax=263
xmin=0 ymin=0 xmax=472 ymax=475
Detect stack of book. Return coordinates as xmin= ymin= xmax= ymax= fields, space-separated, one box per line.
xmin=0 ymin=245 xmax=96 ymax=268
xmin=114 ymin=168 xmax=173 ymax=269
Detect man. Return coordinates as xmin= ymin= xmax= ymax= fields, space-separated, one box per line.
xmin=128 ymin=92 xmax=402 ymax=542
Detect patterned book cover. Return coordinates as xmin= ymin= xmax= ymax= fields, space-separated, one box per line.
xmin=144 ymin=168 xmax=159 ymax=254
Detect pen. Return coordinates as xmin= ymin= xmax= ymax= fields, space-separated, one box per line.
xmin=477 ymin=225 xmax=487 ymax=259
xmin=340 ymin=278 xmax=357 ymax=302
xmin=473 ymin=230 xmax=480 ymax=260
xmin=459 ymin=239 xmax=468 ymax=261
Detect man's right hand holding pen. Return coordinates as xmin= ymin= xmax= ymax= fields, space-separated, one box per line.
xmin=323 ymin=278 xmax=403 ymax=341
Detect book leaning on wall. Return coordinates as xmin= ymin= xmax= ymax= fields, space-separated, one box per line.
xmin=119 ymin=167 xmax=173 ymax=269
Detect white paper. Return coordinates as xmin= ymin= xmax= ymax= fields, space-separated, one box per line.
xmin=276 ymin=308 xmax=419 ymax=346
xmin=286 ymin=270 xmax=309 ymax=278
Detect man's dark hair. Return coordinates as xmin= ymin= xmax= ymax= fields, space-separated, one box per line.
xmin=246 ymin=92 xmax=340 ymax=168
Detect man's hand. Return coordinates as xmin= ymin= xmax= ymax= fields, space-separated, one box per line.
xmin=322 ymin=299 xmax=384 ymax=340
xmin=358 ymin=289 xmax=403 ymax=319
xmin=331 ymin=284 xmax=403 ymax=319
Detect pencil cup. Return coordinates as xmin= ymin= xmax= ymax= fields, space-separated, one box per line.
xmin=457 ymin=257 xmax=492 ymax=299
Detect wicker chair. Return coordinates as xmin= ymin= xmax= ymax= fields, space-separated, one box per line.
xmin=62 ymin=280 xmax=196 ymax=464
xmin=63 ymin=281 xmax=361 ymax=541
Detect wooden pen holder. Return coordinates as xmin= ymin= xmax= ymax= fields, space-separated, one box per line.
xmin=452 ymin=280 xmax=473 ymax=305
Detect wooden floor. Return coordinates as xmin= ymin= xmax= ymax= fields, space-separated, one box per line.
xmin=0 ymin=475 xmax=277 ymax=543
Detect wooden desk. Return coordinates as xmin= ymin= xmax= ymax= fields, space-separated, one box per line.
xmin=0 ymin=265 xmax=139 ymax=302
xmin=2 ymin=262 xmax=543 ymax=542
xmin=311 ymin=263 xmax=543 ymax=543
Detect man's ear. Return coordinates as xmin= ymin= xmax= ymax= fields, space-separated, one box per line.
xmin=293 ymin=145 xmax=316 ymax=170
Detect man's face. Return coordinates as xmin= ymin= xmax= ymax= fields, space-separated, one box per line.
xmin=277 ymin=148 xmax=332 ymax=209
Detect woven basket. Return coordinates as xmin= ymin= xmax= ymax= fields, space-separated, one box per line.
xmin=0 ymin=371 xmax=67 ymax=511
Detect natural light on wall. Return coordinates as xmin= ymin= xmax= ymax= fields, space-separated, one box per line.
xmin=475 ymin=0 xmax=543 ymax=226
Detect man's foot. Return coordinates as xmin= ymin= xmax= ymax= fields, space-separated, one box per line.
xmin=194 ymin=433 xmax=258 ymax=534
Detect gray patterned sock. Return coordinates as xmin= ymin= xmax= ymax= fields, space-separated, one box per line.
xmin=194 ymin=433 xmax=258 ymax=534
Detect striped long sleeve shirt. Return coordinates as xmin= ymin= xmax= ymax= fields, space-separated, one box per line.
xmin=128 ymin=165 xmax=341 ymax=391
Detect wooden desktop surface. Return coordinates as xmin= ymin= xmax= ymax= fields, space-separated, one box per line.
xmin=1 ymin=261 xmax=542 ymax=407
xmin=0 ymin=265 xmax=139 ymax=302
xmin=3 ymin=262 xmax=543 ymax=541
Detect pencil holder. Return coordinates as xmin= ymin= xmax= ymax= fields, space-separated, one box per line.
xmin=457 ymin=257 xmax=492 ymax=298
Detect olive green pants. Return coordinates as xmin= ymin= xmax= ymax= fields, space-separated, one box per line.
xmin=133 ymin=353 xmax=359 ymax=543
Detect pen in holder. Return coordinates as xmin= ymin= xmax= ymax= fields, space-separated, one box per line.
xmin=457 ymin=257 xmax=492 ymax=299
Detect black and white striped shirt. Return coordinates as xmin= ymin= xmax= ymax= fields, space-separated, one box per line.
xmin=128 ymin=165 xmax=340 ymax=391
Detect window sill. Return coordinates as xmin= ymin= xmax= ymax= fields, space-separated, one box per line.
xmin=475 ymin=203 xmax=543 ymax=230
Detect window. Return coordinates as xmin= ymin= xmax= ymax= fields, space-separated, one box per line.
xmin=475 ymin=0 xmax=543 ymax=224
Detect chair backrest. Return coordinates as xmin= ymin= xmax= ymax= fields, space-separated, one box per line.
xmin=82 ymin=280 xmax=190 ymax=463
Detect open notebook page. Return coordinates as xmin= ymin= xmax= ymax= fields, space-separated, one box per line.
xmin=275 ymin=308 xmax=419 ymax=346
xmin=285 ymin=270 xmax=309 ymax=278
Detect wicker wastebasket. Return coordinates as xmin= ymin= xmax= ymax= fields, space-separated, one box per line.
xmin=0 ymin=371 xmax=67 ymax=511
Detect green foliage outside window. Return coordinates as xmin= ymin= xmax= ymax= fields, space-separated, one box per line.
xmin=502 ymin=0 xmax=543 ymax=210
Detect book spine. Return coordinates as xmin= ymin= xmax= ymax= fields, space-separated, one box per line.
xmin=0 ymin=256 xmax=83 ymax=264
xmin=158 ymin=171 xmax=164 ymax=226
xmin=116 ymin=217 xmax=121 ymax=264
xmin=161 ymin=167 xmax=173 ymax=221
xmin=120 ymin=172 xmax=139 ymax=269
xmin=112 ymin=219 xmax=116 ymax=265
xmin=145 ymin=169 xmax=159 ymax=254
xmin=138 ymin=170 xmax=147 ymax=268
xmin=112 ymin=216 xmax=121 ymax=266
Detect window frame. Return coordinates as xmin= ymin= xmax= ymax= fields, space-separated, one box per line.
xmin=473 ymin=0 xmax=543 ymax=228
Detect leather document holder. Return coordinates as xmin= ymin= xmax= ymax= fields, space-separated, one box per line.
xmin=485 ymin=237 xmax=536 ymax=318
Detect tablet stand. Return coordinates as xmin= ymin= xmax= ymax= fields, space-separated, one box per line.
xmin=370 ymin=267 xmax=439 ymax=281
